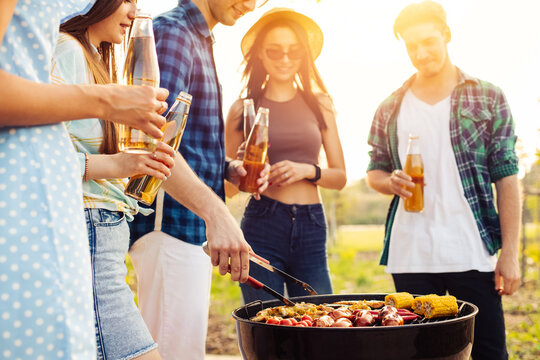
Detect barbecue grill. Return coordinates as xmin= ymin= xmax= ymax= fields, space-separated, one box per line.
xmin=232 ymin=293 xmax=478 ymax=360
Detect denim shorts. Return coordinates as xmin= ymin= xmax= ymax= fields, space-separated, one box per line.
xmin=240 ymin=195 xmax=333 ymax=303
xmin=85 ymin=208 xmax=157 ymax=360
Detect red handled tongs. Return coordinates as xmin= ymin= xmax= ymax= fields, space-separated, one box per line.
xmin=202 ymin=242 xmax=316 ymax=306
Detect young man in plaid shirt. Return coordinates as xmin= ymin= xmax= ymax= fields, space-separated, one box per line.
xmin=366 ymin=1 xmax=521 ymax=359
xmin=129 ymin=1 xmax=268 ymax=359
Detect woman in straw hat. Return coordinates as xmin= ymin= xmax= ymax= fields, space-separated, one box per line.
xmin=225 ymin=8 xmax=346 ymax=303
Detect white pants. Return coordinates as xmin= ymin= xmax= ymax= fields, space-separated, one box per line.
xmin=129 ymin=231 xmax=212 ymax=360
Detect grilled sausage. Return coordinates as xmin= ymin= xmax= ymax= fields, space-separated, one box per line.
xmin=354 ymin=309 xmax=375 ymax=327
xmin=329 ymin=308 xmax=353 ymax=321
xmin=332 ymin=318 xmax=353 ymax=327
xmin=381 ymin=313 xmax=404 ymax=326
xmin=378 ymin=305 xmax=398 ymax=320
xmin=312 ymin=315 xmax=335 ymax=328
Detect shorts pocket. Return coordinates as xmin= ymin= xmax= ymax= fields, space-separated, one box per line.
xmin=94 ymin=211 xmax=126 ymax=227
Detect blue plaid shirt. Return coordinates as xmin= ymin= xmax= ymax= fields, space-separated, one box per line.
xmin=367 ymin=68 xmax=519 ymax=265
xmin=130 ymin=0 xmax=225 ymax=245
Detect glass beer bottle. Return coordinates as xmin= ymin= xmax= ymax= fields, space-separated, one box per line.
xmin=243 ymin=99 xmax=256 ymax=140
xmin=118 ymin=9 xmax=160 ymax=154
xmin=239 ymin=107 xmax=269 ymax=193
xmin=125 ymin=91 xmax=192 ymax=205
xmin=403 ymin=134 xmax=424 ymax=212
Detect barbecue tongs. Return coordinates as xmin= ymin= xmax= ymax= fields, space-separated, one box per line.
xmin=202 ymin=241 xmax=317 ymax=306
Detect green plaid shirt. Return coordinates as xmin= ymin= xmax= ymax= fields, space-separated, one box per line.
xmin=367 ymin=68 xmax=519 ymax=265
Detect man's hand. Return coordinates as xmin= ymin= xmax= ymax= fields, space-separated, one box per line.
xmin=102 ymin=84 xmax=169 ymax=139
xmin=494 ymin=249 xmax=521 ymax=295
xmin=205 ymin=208 xmax=252 ymax=283
xmin=227 ymin=159 xmax=270 ymax=200
xmin=388 ymin=169 xmax=414 ymax=199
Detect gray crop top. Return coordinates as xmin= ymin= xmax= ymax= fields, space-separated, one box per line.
xmin=259 ymin=93 xmax=322 ymax=166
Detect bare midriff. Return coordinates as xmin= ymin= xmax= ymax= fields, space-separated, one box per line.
xmin=263 ymin=180 xmax=320 ymax=205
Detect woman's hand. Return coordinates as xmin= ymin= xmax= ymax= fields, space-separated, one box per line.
xmin=269 ymin=160 xmax=314 ymax=187
xmin=112 ymin=141 xmax=175 ymax=180
xmin=101 ymin=84 xmax=169 ymax=139
xmin=227 ymin=160 xmax=270 ymax=200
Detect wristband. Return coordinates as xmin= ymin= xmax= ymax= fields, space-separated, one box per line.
xmin=83 ymin=153 xmax=89 ymax=182
xmin=307 ymin=164 xmax=321 ymax=183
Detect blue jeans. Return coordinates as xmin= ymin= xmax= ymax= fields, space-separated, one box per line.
xmin=240 ymin=195 xmax=333 ymax=303
xmin=85 ymin=208 xmax=157 ymax=360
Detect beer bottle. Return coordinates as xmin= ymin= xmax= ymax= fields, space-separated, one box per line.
xmin=403 ymin=134 xmax=424 ymax=212
xmin=243 ymin=99 xmax=256 ymax=140
xmin=239 ymin=107 xmax=269 ymax=193
xmin=118 ymin=9 xmax=160 ymax=154
xmin=125 ymin=91 xmax=192 ymax=205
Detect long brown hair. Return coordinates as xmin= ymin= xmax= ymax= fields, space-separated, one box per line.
xmin=60 ymin=0 xmax=125 ymax=154
xmin=240 ymin=18 xmax=329 ymax=131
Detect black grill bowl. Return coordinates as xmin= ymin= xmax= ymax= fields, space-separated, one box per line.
xmin=232 ymin=294 xmax=478 ymax=360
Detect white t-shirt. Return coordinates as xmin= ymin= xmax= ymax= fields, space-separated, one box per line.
xmin=386 ymin=90 xmax=497 ymax=274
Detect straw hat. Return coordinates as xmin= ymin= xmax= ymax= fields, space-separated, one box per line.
xmin=240 ymin=8 xmax=324 ymax=60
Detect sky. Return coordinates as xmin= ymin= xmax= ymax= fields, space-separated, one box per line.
xmin=138 ymin=0 xmax=540 ymax=182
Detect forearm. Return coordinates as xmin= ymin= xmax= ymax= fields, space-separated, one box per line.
xmin=366 ymin=169 xmax=393 ymax=194
xmin=161 ymin=154 xmax=228 ymax=222
xmin=0 ymin=70 xmax=106 ymax=126
xmin=316 ymin=167 xmax=347 ymax=190
xmin=496 ymin=175 xmax=521 ymax=254
xmin=85 ymin=153 xmax=123 ymax=181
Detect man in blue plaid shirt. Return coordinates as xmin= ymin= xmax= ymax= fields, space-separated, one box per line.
xmin=128 ymin=1 xmax=268 ymax=358
xmin=366 ymin=1 xmax=520 ymax=359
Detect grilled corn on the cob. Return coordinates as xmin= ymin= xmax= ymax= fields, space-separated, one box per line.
xmin=423 ymin=295 xmax=458 ymax=319
xmin=385 ymin=292 xmax=414 ymax=309
xmin=412 ymin=294 xmax=437 ymax=315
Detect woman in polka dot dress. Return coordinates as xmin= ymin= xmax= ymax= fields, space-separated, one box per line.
xmin=51 ymin=1 xmax=175 ymax=358
xmin=0 ymin=0 xmax=169 ymax=358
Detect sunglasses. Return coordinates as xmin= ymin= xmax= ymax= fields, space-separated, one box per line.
xmin=265 ymin=48 xmax=305 ymax=61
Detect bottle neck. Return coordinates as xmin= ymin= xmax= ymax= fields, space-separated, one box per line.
xmin=131 ymin=18 xmax=154 ymax=37
xmin=406 ymin=139 xmax=420 ymax=155
xmin=255 ymin=108 xmax=269 ymax=127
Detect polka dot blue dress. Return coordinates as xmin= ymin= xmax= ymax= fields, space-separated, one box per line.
xmin=0 ymin=1 xmax=96 ymax=358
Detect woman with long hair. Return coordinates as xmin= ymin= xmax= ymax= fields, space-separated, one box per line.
xmin=51 ymin=1 xmax=174 ymax=358
xmin=225 ymin=8 xmax=346 ymax=303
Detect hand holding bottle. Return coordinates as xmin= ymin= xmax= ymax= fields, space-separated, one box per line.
xmin=227 ymin=159 xmax=270 ymax=199
xmin=114 ymin=142 xmax=175 ymax=180
xmin=99 ymin=84 xmax=169 ymax=139
xmin=389 ymin=169 xmax=414 ymax=199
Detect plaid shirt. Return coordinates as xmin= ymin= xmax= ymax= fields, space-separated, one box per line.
xmin=367 ymin=68 xmax=519 ymax=265
xmin=130 ymin=0 xmax=225 ymax=245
